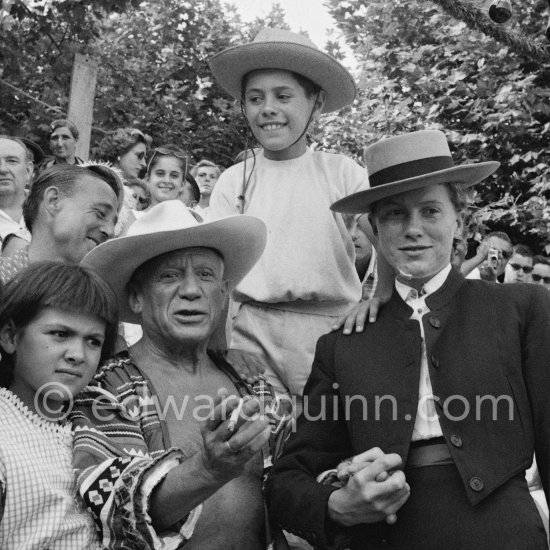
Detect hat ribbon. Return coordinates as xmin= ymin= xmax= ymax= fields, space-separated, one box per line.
xmin=369 ymin=155 xmax=453 ymax=187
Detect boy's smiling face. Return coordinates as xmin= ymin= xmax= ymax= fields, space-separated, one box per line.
xmin=243 ymin=69 xmax=324 ymax=161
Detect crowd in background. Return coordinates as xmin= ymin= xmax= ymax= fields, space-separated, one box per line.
xmin=0 ymin=24 xmax=549 ymax=550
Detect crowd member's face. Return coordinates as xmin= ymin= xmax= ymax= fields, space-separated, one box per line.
xmin=1 ymin=307 xmax=105 ymax=410
xmin=482 ymin=236 xmax=512 ymax=277
xmin=373 ymin=184 xmax=462 ymax=288
xmin=128 ymin=184 xmax=149 ymax=211
xmin=504 ymin=253 xmax=533 ymax=284
xmin=130 ymin=248 xmax=227 ymax=351
xmin=349 ymin=214 xmax=373 ymax=265
xmin=450 ymin=237 xmax=467 ymax=268
xmin=148 ymin=156 xmax=185 ymax=205
xmin=49 ymin=127 xmax=77 ymax=162
xmin=51 ymin=175 xmax=118 ymax=262
xmin=531 ymin=262 xmax=550 ymax=290
xmin=118 ymin=142 xmax=147 ymax=179
xmin=195 ymin=166 xmax=219 ymax=197
xmin=0 ymin=138 xmax=32 ymax=199
xmin=243 ymin=69 xmax=323 ymax=161
xmin=179 ymin=181 xmax=197 ymax=208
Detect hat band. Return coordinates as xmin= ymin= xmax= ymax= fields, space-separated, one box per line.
xmin=369 ymin=156 xmax=454 ymax=188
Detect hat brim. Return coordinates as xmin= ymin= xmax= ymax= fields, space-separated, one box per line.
xmin=81 ymin=216 xmax=266 ymax=323
xmin=19 ymin=138 xmax=45 ymax=165
xmin=330 ymin=162 xmax=500 ymax=214
xmin=209 ymin=42 xmax=356 ymax=113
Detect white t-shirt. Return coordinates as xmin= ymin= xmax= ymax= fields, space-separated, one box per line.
xmin=209 ymin=149 xmax=369 ymax=313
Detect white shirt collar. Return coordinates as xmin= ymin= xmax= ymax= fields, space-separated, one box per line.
xmin=395 ymin=263 xmax=452 ymax=302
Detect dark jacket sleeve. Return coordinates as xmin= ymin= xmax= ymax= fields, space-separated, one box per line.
xmin=521 ymin=286 xmax=550 ymax=503
xmin=265 ymin=332 xmax=355 ymax=549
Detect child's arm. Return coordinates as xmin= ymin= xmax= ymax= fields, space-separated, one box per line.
xmin=332 ymin=248 xmax=395 ymax=333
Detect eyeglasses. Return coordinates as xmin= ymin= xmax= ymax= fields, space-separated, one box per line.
xmin=531 ymin=274 xmax=550 ymax=284
xmin=147 ymin=147 xmax=189 ymax=181
xmin=508 ymin=263 xmax=533 ymax=274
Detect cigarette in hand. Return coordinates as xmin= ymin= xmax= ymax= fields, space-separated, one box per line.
xmin=227 ymin=398 xmax=244 ymax=432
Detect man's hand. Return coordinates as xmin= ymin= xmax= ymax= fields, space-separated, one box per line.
xmin=478 ymin=263 xmax=498 ymax=282
xmin=328 ymin=452 xmax=409 ymax=527
xmin=225 ymin=348 xmax=266 ymax=384
xmin=198 ymin=389 xmax=271 ymax=482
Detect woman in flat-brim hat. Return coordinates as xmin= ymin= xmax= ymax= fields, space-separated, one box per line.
xmin=330 ymin=129 xmax=499 ymax=328
xmin=267 ymin=131 xmax=550 ymax=549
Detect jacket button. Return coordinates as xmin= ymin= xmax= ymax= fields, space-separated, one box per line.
xmin=469 ymin=477 xmax=484 ymax=491
xmin=450 ymin=434 xmax=462 ymax=448
xmin=429 ymin=316 xmax=441 ymax=328
xmin=431 ymin=355 xmax=440 ymax=368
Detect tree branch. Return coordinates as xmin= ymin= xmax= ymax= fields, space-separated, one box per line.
xmin=428 ymin=0 xmax=550 ymax=64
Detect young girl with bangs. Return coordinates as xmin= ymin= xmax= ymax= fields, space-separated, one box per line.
xmin=0 ymin=262 xmax=118 ymax=549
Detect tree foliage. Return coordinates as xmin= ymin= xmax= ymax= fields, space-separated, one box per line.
xmin=323 ymin=0 xmax=550 ymax=250
xmin=0 ymin=0 xmax=137 ymax=137
xmin=0 ymin=0 xmax=287 ymax=166
xmin=3 ymin=0 xmax=550 ymax=247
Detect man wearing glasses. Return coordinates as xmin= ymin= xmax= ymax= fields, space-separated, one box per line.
xmin=531 ymin=256 xmax=550 ymax=290
xmin=504 ymin=244 xmax=534 ymax=284
xmin=464 ymin=231 xmax=513 ymax=282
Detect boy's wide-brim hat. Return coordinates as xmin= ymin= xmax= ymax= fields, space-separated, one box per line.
xmin=81 ymin=200 xmax=267 ymax=323
xmin=208 ymin=28 xmax=356 ymax=113
xmin=331 ymin=130 xmax=500 ymax=213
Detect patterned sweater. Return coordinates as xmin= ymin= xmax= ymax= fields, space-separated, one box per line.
xmin=70 ymin=350 xmax=292 ymax=549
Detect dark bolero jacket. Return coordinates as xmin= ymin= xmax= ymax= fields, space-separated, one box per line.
xmin=266 ymin=268 xmax=550 ymax=549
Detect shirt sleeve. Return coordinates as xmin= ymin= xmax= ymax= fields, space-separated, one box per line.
xmin=71 ymin=383 xmax=201 ymax=549
xmin=208 ymin=168 xmax=241 ymax=220
xmin=343 ymin=156 xmax=370 ymax=195
xmin=523 ymin=287 xmax=550 ymax=503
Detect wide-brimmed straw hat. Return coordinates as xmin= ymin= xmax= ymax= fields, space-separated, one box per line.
xmin=81 ymin=200 xmax=267 ymax=323
xmin=208 ymin=28 xmax=356 ymax=113
xmin=331 ymin=130 xmax=500 ymax=213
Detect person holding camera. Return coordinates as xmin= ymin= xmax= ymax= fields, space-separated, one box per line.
xmin=462 ymin=231 xmax=513 ymax=282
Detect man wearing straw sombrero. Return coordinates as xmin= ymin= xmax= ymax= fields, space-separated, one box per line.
xmin=266 ymin=130 xmax=550 ymax=549
xmin=71 ymin=201 xmax=291 ymax=549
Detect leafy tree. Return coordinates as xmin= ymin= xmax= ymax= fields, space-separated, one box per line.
xmin=0 ymin=0 xmax=288 ymax=166
xmin=0 ymin=0 xmax=137 ymax=139
xmin=323 ymin=0 xmax=550 ymax=251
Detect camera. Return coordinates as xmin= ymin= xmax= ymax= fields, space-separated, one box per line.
xmin=488 ymin=248 xmax=500 ymax=267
